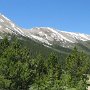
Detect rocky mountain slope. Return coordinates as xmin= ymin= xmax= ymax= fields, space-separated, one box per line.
xmin=0 ymin=13 xmax=24 ymax=36
xmin=0 ymin=13 xmax=90 ymax=49
xmin=24 ymin=27 xmax=90 ymax=47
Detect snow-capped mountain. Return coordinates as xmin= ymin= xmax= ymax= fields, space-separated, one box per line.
xmin=0 ymin=13 xmax=90 ymax=48
xmin=0 ymin=13 xmax=24 ymax=36
xmin=24 ymin=27 xmax=90 ymax=47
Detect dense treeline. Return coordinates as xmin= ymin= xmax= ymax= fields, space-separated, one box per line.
xmin=0 ymin=37 xmax=90 ymax=90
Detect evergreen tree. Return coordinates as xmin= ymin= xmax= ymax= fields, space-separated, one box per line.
xmin=0 ymin=39 xmax=35 ymax=90
xmin=45 ymin=53 xmax=62 ymax=90
xmin=65 ymin=47 xmax=89 ymax=89
xmin=0 ymin=37 xmax=9 ymax=56
xmin=33 ymin=54 xmax=47 ymax=90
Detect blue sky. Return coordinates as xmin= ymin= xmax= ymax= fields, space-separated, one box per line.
xmin=0 ymin=0 xmax=90 ymax=34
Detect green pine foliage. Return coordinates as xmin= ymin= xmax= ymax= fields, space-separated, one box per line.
xmin=0 ymin=37 xmax=89 ymax=90
xmin=0 ymin=38 xmax=35 ymax=90
xmin=65 ymin=47 xmax=90 ymax=89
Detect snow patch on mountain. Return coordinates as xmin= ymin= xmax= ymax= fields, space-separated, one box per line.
xmin=29 ymin=27 xmax=75 ymax=43
xmin=30 ymin=34 xmax=52 ymax=45
xmin=25 ymin=27 xmax=90 ymax=46
xmin=60 ymin=31 xmax=90 ymax=41
xmin=1 ymin=14 xmax=11 ymax=21
xmin=0 ymin=19 xmax=4 ymax=22
xmin=0 ymin=14 xmax=25 ymax=36
xmin=0 ymin=13 xmax=90 ymax=47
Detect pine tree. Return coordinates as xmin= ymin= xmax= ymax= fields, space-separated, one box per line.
xmin=65 ymin=47 xmax=89 ymax=89
xmin=45 ymin=53 xmax=62 ymax=90
xmin=33 ymin=54 xmax=47 ymax=90
xmin=0 ymin=37 xmax=10 ymax=56
xmin=0 ymin=38 xmax=35 ymax=90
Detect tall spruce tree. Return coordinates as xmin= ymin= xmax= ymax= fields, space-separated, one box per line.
xmin=65 ymin=47 xmax=89 ymax=89
xmin=0 ymin=38 xmax=35 ymax=90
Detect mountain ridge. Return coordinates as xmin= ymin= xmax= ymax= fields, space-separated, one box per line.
xmin=0 ymin=13 xmax=90 ymax=49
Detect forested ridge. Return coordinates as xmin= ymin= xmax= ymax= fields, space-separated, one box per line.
xmin=0 ymin=37 xmax=90 ymax=90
